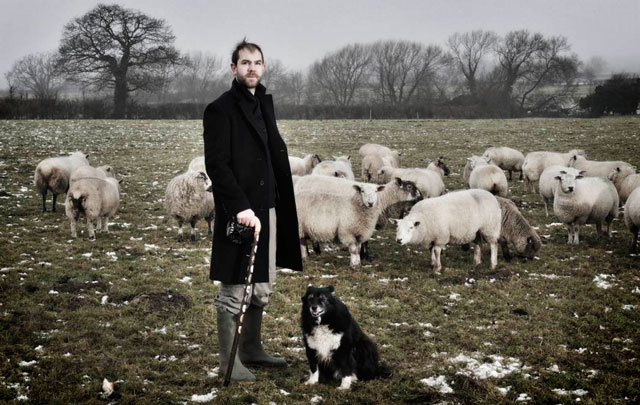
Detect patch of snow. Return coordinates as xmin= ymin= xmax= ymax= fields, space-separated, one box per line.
xmin=190 ymin=389 xmax=217 ymax=402
xmin=420 ymin=375 xmax=453 ymax=394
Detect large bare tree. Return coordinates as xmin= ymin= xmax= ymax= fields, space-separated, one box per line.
xmin=8 ymin=52 xmax=65 ymax=100
xmin=447 ymin=30 xmax=497 ymax=98
xmin=370 ymin=40 xmax=445 ymax=105
xmin=309 ymin=44 xmax=371 ymax=106
xmin=58 ymin=4 xmax=179 ymax=118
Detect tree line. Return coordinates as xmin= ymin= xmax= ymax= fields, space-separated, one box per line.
xmin=1 ymin=4 xmax=637 ymax=120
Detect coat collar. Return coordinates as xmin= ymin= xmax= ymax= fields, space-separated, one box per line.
xmin=232 ymin=80 xmax=271 ymax=151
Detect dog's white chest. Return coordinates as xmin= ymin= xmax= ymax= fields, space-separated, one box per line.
xmin=306 ymin=325 xmax=343 ymax=362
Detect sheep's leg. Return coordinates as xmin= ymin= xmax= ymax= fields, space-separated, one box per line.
xmin=52 ymin=193 xmax=58 ymax=212
xmin=472 ymin=243 xmax=482 ymax=266
xmin=433 ymin=246 xmax=442 ymax=272
xmin=349 ymin=243 xmax=361 ymax=268
xmin=508 ymin=170 xmax=513 ymax=180
xmin=359 ymin=241 xmax=370 ymax=261
xmin=500 ymin=240 xmax=512 ymax=261
xmin=190 ymin=220 xmax=197 ymax=241
xmin=69 ymin=212 xmax=78 ymax=238
xmin=596 ymin=222 xmax=603 ymax=237
xmin=519 ymin=170 xmax=523 ymax=181
xmin=103 ymin=216 xmax=109 ymax=232
xmin=312 ymin=241 xmax=322 ymax=255
xmin=543 ymin=198 xmax=550 ymax=217
xmin=205 ymin=216 xmax=213 ymax=236
xmin=489 ymin=241 xmax=498 ymax=269
xmin=430 ymin=247 xmax=436 ymax=267
xmin=567 ymin=224 xmax=573 ymax=244
xmin=87 ymin=217 xmax=96 ymax=240
xmin=300 ymin=238 xmax=308 ymax=259
xmin=631 ymin=225 xmax=638 ymax=254
xmin=606 ymin=217 xmax=613 ymax=237
xmin=573 ymin=224 xmax=580 ymax=245
xmin=41 ymin=191 xmax=47 ymax=212
xmin=177 ymin=219 xmax=184 ymax=242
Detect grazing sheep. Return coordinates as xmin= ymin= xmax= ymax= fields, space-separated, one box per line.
xmin=522 ymin=149 xmax=585 ymax=193
xmin=553 ymin=170 xmax=619 ymax=245
xmin=483 ymin=147 xmax=525 ymax=180
xmin=358 ymin=143 xmax=401 ymax=166
xmin=624 ymin=187 xmax=640 ymax=253
xmin=164 ymin=170 xmax=215 ymax=241
xmin=311 ymin=156 xmax=355 ymax=180
xmin=65 ymin=177 xmax=120 ymax=240
xmin=496 ymin=197 xmax=542 ymax=260
xmin=377 ymin=166 xmax=445 ymax=198
xmin=34 ymin=151 xmax=90 ymax=212
xmin=393 ymin=189 xmax=502 ymax=272
xmin=69 ymin=165 xmax=116 ymax=184
xmin=608 ymin=165 xmax=639 ymax=202
xmin=361 ymin=154 xmax=396 ymax=183
xmin=468 ymin=156 xmax=509 ymax=197
xmin=289 ymin=154 xmax=322 ymax=176
xmin=569 ymin=155 xmax=633 ymax=178
xmin=619 ymin=172 xmax=640 ymax=204
xmin=295 ymin=175 xmax=420 ymax=268
xmin=425 ymin=156 xmax=450 ymax=179
xmin=188 ymin=156 xmax=205 ymax=173
xmin=538 ymin=166 xmax=582 ymax=216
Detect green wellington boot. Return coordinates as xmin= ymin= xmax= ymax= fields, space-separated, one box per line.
xmin=238 ymin=305 xmax=287 ymax=366
xmin=217 ymin=308 xmax=255 ymax=381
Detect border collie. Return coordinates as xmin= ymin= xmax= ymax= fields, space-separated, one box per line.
xmin=301 ymin=285 xmax=390 ymax=389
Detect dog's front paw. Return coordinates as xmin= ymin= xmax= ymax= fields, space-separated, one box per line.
xmin=305 ymin=370 xmax=319 ymax=385
xmin=338 ymin=375 xmax=356 ymax=390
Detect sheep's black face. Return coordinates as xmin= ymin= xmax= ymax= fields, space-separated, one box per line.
xmin=437 ymin=158 xmax=450 ymax=176
xmin=302 ymin=286 xmax=336 ymax=318
xmin=401 ymin=180 xmax=421 ymax=201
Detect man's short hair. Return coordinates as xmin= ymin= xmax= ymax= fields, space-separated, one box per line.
xmin=232 ymin=40 xmax=264 ymax=65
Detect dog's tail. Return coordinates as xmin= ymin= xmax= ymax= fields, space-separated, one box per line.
xmin=354 ymin=337 xmax=393 ymax=380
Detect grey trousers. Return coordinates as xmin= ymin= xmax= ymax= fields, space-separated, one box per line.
xmin=215 ymin=208 xmax=276 ymax=315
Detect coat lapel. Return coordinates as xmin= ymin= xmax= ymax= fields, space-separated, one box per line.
xmin=236 ymin=100 xmax=268 ymax=150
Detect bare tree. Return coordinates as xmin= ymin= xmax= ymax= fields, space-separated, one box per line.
xmin=8 ymin=52 xmax=65 ymax=99
xmin=177 ymin=52 xmax=223 ymax=104
xmin=309 ymin=44 xmax=371 ymax=106
xmin=447 ymin=30 xmax=497 ymax=98
xmin=370 ymin=40 xmax=445 ymax=105
xmin=58 ymin=4 xmax=180 ymax=118
xmin=582 ymin=56 xmax=607 ymax=84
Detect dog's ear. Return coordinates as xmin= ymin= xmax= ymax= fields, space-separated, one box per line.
xmin=327 ymin=285 xmax=335 ymax=294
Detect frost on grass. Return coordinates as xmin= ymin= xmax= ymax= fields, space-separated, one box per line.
xmin=593 ymin=274 xmax=617 ymax=289
xmin=420 ymin=375 xmax=453 ymax=394
xmin=449 ymin=353 xmax=529 ymax=379
xmin=190 ymin=389 xmax=217 ymax=402
xmin=552 ymin=388 xmax=588 ymax=397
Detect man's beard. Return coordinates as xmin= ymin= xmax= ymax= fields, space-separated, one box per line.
xmin=236 ymin=75 xmax=261 ymax=89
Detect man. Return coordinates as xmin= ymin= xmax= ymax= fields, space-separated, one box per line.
xmin=203 ymin=40 xmax=303 ymax=382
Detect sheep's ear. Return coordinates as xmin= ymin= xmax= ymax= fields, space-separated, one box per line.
xmin=353 ymin=184 xmax=362 ymax=193
xmin=554 ymin=175 xmax=561 ymax=180
xmin=377 ymin=185 xmax=386 ymax=192
xmin=576 ymin=175 xmax=584 ymax=179
xmin=559 ymin=170 xmax=566 ymax=174
xmin=414 ymin=221 xmax=421 ymax=227
xmin=466 ymin=157 xmax=472 ymax=162
xmin=389 ymin=218 xmax=400 ymax=225
xmin=105 ymin=167 xmax=112 ymax=172
xmin=346 ymin=155 xmax=351 ymax=161
xmin=616 ymin=167 xmax=621 ymax=172
xmin=85 ymin=153 xmax=90 ymax=159
xmin=579 ymin=170 xmax=586 ymax=175
xmin=394 ymin=177 xmax=402 ymax=186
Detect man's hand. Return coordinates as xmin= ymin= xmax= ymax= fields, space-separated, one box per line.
xmin=236 ymin=208 xmax=258 ymax=228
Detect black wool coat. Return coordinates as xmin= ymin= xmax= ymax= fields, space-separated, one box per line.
xmin=203 ymin=80 xmax=303 ymax=284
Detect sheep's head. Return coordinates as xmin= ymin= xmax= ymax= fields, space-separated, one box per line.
xmin=311 ymin=154 xmax=322 ymax=167
xmin=395 ymin=178 xmax=421 ymax=201
xmin=353 ymin=183 xmax=378 ymax=208
xmin=392 ymin=215 xmax=421 ymax=245
xmin=195 ymin=171 xmax=212 ymax=192
xmin=554 ymin=170 xmax=584 ymax=194
xmin=377 ymin=166 xmax=393 ymax=183
xmin=468 ymin=155 xmax=489 ymax=169
xmin=437 ymin=156 xmax=450 ymax=176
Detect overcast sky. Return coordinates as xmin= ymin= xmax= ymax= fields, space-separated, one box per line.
xmin=1 ymin=0 xmax=639 ymax=88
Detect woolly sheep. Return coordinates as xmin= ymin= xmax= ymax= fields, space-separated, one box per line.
xmin=483 ymin=147 xmax=525 ymax=180
xmin=393 ymin=189 xmax=502 ymax=272
xmin=295 ymin=175 xmax=420 ymax=268
xmin=624 ymin=187 xmax=640 ymax=253
xmin=496 ymin=197 xmax=541 ymax=260
xmin=553 ymin=170 xmax=619 ymax=245
xmin=538 ymin=166 xmax=582 ymax=216
xmin=69 ymin=165 xmax=116 ymax=184
xmin=361 ymin=154 xmax=396 ymax=183
xmin=164 ymin=170 xmax=215 ymax=241
xmin=377 ymin=166 xmax=445 ymax=198
xmin=34 ymin=151 xmax=90 ymax=212
xmin=311 ymin=156 xmax=355 ymax=180
xmin=569 ymin=155 xmax=633 ymax=178
xmin=619 ymin=173 xmax=640 ymax=204
xmin=358 ymin=143 xmax=401 ymax=166
xmin=608 ymin=165 xmax=639 ymax=203
xmin=65 ymin=177 xmax=120 ymax=240
xmin=522 ymin=149 xmax=585 ymax=193
xmin=289 ymin=154 xmax=322 ymax=176
xmin=468 ymin=156 xmax=509 ymax=197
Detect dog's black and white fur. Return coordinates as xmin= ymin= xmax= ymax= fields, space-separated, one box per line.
xmin=301 ymin=285 xmax=389 ymax=389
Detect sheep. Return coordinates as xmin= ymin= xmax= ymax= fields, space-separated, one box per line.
xmin=553 ymin=170 xmax=619 ymax=245
xmin=522 ymin=149 xmax=585 ymax=193
xmin=361 ymin=154 xmax=396 ymax=183
xmin=495 ymin=197 xmax=542 ymax=260
xmin=462 ymin=160 xmax=473 ymax=186
xmin=538 ymin=166 xmax=583 ymax=216
xmin=425 ymin=156 xmax=450 ymax=179
xmin=607 ymin=165 xmax=638 ymax=201
xmin=294 ymin=175 xmax=420 ymax=268
xmin=34 ymin=151 xmax=90 ymax=212
xmin=483 ymin=147 xmax=525 ymax=180
xmin=359 ymin=143 xmax=401 ymax=164
xmin=188 ymin=156 xmax=205 ymax=173
xmin=164 ymin=170 xmax=215 ymax=241
xmin=569 ymin=155 xmax=633 ymax=178
xmin=289 ymin=153 xmax=322 ymax=176
xmin=392 ymin=189 xmax=502 ymax=272
xmin=624 ymin=187 xmax=640 ymax=253
xmin=468 ymin=156 xmax=509 ymax=197
xmin=311 ymin=156 xmax=355 ymax=180
xmin=69 ymin=165 xmax=116 ymax=184
xmin=619 ymin=172 xmax=640 ymax=204
xmin=377 ymin=166 xmax=445 ymax=198
xmin=65 ymin=177 xmax=120 ymax=240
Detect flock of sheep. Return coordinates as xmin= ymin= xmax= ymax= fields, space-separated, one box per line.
xmin=33 ymin=141 xmax=640 ymax=272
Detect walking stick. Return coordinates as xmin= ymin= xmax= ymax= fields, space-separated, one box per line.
xmin=224 ymin=220 xmax=261 ymax=387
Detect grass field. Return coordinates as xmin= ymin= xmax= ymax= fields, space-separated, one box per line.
xmin=1 ymin=117 xmax=639 ymax=404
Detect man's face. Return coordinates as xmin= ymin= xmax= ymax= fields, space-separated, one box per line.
xmin=231 ymin=48 xmax=265 ymax=90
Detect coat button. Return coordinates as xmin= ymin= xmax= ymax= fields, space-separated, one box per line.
xmin=259 ymin=180 xmax=265 ymax=186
